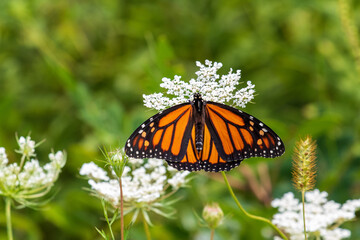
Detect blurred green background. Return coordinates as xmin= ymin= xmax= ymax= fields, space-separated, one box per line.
xmin=1 ymin=0 xmax=360 ymax=239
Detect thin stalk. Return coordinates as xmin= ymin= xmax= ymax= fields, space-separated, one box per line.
xmin=210 ymin=229 xmax=214 ymax=240
xmin=17 ymin=187 xmax=52 ymax=199
xmin=119 ymin=177 xmax=124 ymax=240
xmin=5 ymin=198 xmax=14 ymax=240
xmin=302 ymin=190 xmax=307 ymax=240
xmin=221 ymin=172 xmax=288 ymax=240
xmin=143 ymin=216 xmax=151 ymax=240
xmin=15 ymin=154 xmax=26 ymax=185
xmin=19 ymin=154 xmax=26 ymax=171
xmin=102 ymin=199 xmax=115 ymax=240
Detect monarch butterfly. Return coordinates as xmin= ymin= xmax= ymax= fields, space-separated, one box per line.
xmin=125 ymin=93 xmax=285 ymax=172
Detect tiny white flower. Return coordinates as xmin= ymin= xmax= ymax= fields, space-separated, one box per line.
xmin=320 ymin=228 xmax=351 ymax=240
xmin=89 ymin=179 xmax=120 ymax=205
xmin=168 ymin=171 xmax=190 ymax=189
xmin=0 ymin=147 xmax=8 ymax=166
xmin=79 ymin=162 xmax=109 ymax=181
xmin=49 ymin=151 xmax=66 ymax=169
xmin=271 ymin=192 xmax=300 ymax=212
xmin=305 ymin=189 xmax=328 ymax=205
xmin=342 ymin=199 xmax=360 ymax=212
xmin=129 ymin=158 xmax=144 ymax=166
xmin=1 ymin=163 xmax=20 ymax=189
xmin=17 ymin=136 xmax=36 ymax=158
xmin=18 ymin=159 xmax=46 ymax=189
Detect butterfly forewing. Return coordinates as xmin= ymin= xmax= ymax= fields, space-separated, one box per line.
xmin=205 ymin=102 xmax=285 ymax=161
xmin=125 ymin=103 xmax=193 ymax=161
xmin=167 ymin=123 xmax=242 ymax=172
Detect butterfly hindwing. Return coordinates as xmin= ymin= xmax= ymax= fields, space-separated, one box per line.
xmin=205 ymin=102 xmax=285 ymax=161
xmin=125 ymin=103 xmax=193 ymax=161
xmin=167 ymin=123 xmax=242 ymax=172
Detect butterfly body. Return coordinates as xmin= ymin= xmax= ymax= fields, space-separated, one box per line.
xmin=125 ymin=94 xmax=285 ymax=172
xmin=193 ymin=93 xmax=206 ymax=152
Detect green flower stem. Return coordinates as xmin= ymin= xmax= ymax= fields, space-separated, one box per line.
xmin=143 ymin=217 xmax=151 ymax=240
xmin=18 ymin=154 xmax=26 ymax=171
xmin=221 ymin=172 xmax=288 ymax=240
xmin=5 ymin=198 xmax=13 ymax=240
xmin=119 ymin=178 xmax=124 ymax=240
xmin=210 ymin=229 xmax=214 ymax=240
xmin=101 ymin=199 xmax=115 ymax=240
xmin=302 ymin=190 xmax=307 ymax=240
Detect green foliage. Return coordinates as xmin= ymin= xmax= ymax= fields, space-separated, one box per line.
xmin=1 ymin=0 xmax=360 ymax=239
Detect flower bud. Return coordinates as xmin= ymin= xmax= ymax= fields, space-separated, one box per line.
xmin=107 ymin=148 xmax=128 ymax=178
xmin=202 ymin=202 xmax=224 ymax=229
xmin=17 ymin=136 xmax=36 ymax=158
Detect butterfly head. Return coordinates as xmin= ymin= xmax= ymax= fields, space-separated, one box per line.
xmin=193 ymin=93 xmax=204 ymax=113
xmin=193 ymin=93 xmax=202 ymax=100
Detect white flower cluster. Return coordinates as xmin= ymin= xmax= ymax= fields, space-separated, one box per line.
xmin=0 ymin=136 xmax=66 ymax=200
xmin=272 ymin=189 xmax=360 ymax=240
xmin=143 ymin=60 xmax=256 ymax=110
xmin=80 ymin=158 xmax=190 ymax=208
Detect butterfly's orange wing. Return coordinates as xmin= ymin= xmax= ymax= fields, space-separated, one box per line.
xmin=125 ymin=103 xmax=193 ymax=161
xmin=168 ymin=102 xmax=284 ymax=172
xmin=166 ymin=123 xmax=242 ymax=172
xmin=205 ymin=102 xmax=285 ymax=161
